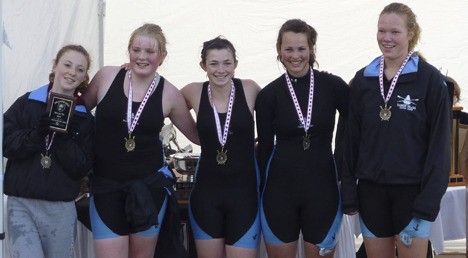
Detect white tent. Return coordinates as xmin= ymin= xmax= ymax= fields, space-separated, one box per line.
xmin=3 ymin=0 xmax=468 ymax=150
xmin=101 ymin=0 xmax=468 ymax=150
xmin=2 ymin=0 xmax=468 ymax=257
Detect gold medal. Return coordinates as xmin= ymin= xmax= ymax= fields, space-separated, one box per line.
xmin=41 ymin=153 xmax=52 ymax=169
xmin=125 ymin=134 xmax=136 ymax=152
xmin=216 ymin=148 xmax=228 ymax=165
xmin=379 ymin=103 xmax=392 ymax=121
xmin=303 ymin=134 xmax=310 ymax=150
xmin=378 ymin=51 xmax=414 ymax=123
xmin=126 ymin=71 xmax=160 ymax=153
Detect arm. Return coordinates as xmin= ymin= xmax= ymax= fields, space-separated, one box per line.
xmin=81 ymin=66 xmax=120 ymax=110
xmin=3 ymin=95 xmax=45 ymax=160
xmin=341 ymin=76 xmax=361 ymax=215
xmin=241 ymin=79 xmax=261 ymax=115
xmin=330 ymin=75 xmax=350 ymax=180
xmin=255 ymin=87 xmax=276 ymax=188
xmin=163 ymin=81 xmax=200 ymax=145
xmin=180 ymin=82 xmax=203 ymax=115
xmin=413 ymin=72 xmax=451 ymax=221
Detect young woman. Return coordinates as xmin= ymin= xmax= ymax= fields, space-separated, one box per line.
xmin=3 ymin=44 xmax=95 ymax=258
xmin=82 ymin=23 xmax=199 ymax=258
xmin=342 ymin=3 xmax=451 ymax=258
xmin=255 ymin=19 xmax=349 ymax=258
xmin=181 ymin=36 xmax=261 ymax=258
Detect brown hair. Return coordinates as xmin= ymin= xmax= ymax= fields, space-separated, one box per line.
xmin=380 ymin=2 xmax=421 ymax=51
xmin=200 ymin=36 xmax=238 ymax=65
xmin=276 ymin=19 xmax=318 ymax=68
xmin=49 ymin=44 xmax=91 ymax=95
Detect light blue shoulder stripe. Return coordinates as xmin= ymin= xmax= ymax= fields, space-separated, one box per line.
xmin=28 ymin=84 xmax=49 ymax=103
xmin=28 ymin=84 xmax=87 ymax=113
xmin=364 ymin=55 xmax=419 ymax=77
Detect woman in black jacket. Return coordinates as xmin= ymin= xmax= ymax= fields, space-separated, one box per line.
xmin=3 ymin=44 xmax=95 ymax=258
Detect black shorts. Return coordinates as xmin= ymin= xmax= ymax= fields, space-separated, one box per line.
xmin=358 ymin=179 xmax=420 ymax=237
xmin=92 ymin=188 xmax=167 ymax=235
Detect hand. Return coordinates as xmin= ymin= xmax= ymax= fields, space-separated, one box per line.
xmin=57 ymin=116 xmax=80 ymax=139
xmin=120 ymin=63 xmax=131 ymax=70
xmin=345 ymin=210 xmax=359 ymax=216
xmin=65 ymin=116 xmax=80 ymax=138
xmin=35 ymin=112 xmax=51 ymax=137
xmin=399 ymin=217 xmax=431 ymax=247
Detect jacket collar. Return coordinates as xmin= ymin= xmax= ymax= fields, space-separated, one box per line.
xmin=364 ymin=55 xmax=419 ymax=77
xmin=28 ymin=84 xmax=87 ymax=113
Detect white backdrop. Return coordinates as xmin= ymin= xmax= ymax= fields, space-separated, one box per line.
xmin=103 ymin=0 xmax=468 ymax=150
xmin=2 ymin=0 xmax=103 ymax=109
xmin=2 ymin=1 xmax=468 ymax=148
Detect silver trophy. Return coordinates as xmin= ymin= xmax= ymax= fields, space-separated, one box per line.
xmin=160 ymin=123 xmax=199 ymax=201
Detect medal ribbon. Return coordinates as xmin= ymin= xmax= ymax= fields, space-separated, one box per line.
xmin=127 ymin=71 xmax=160 ymax=134
xmin=285 ymin=68 xmax=314 ymax=133
xmin=207 ymin=80 xmax=235 ymax=148
xmin=379 ymin=50 xmax=415 ymax=104
xmin=44 ymin=132 xmax=56 ymax=153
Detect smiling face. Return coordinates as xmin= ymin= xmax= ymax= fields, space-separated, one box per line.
xmin=201 ymin=48 xmax=237 ymax=88
xmin=278 ymin=32 xmax=311 ymax=77
xmin=51 ymin=50 xmax=88 ymax=96
xmin=377 ymin=12 xmax=414 ymax=62
xmin=129 ymin=35 xmax=167 ymax=77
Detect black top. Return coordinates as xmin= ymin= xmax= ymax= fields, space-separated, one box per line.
xmin=255 ymin=69 xmax=349 ymax=186
xmin=94 ymin=69 xmax=165 ymax=183
xmin=196 ymin=78 xmax=257 ymax=189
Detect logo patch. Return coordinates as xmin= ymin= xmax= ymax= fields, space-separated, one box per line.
xmin=397 ymin=95 xmax=418 ymax=111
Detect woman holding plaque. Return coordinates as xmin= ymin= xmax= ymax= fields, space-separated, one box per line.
xmin=3 ymin=44 xmax=94 ymax=258
xmin=341 ymin=3 xmax=451 ymax=258
xmin=255 ymin=19 xmax=349 ymax=258
xmin=181 ymin=36 xmax=261 ymax=258
xmin=82 ymin=23 xmax=198 ymax=258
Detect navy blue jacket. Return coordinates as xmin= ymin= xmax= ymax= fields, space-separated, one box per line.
xmin=3 ymin=84 xmax=94 ymax=201
xmin=342 ymin=56 xmax=451 ymax=221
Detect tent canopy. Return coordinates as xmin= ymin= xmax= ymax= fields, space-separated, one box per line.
xmin=2 ymin=0 xmax=468 ymax=148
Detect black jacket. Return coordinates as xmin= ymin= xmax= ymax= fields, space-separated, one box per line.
xmin=3 ymin=84 xmax=94 ymax=201
xmin=342 ymin=56 xmax=451 ymax=221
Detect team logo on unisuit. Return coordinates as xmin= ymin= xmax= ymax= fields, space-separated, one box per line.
xmin=397 ymin=95 xmax=419 ymax=111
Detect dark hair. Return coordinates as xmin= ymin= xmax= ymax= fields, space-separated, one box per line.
xmin=276 ymin=19 xmax=318 ymax=68
xmin=380 ymin=2 xmax=421 ymax=51
xmin=128 ymin=23 xmax=167 ymax=65
xmin=49 ymin=44 xmax=91 ymax=95
xmin=200 ymin=36 xmax=238 ymax=65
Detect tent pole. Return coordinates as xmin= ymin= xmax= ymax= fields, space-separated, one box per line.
xmin=98 ymin=0 xmax=105 ymax=68
xmin=0 ymin=0 xmax=5 ymax=256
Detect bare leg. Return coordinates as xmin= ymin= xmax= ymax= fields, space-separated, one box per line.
xmin=226 ymin=245 xmax=257 ymax=258
xmin=395 ymin=236 xmax=428 ymax=258
xmin=128 ymin=234 xmax=158 ymax=258
xmin=265 ymin=241 xmax=298 ymax=258
xmin=363 ymin=236 xmax=396 ymax=258
xmin=94 ymin=236 xmax=129 ymax=258
xmin=195 ymin=238 xmax=225 ymax=258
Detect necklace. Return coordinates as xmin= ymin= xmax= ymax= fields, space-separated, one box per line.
xmin=208 ymin=80 xmax=235 ymax=165
xmin=41 ymin=132 xmax=56 ymax=169
xmin=378 ymin=50 xmax=415 ymax=121
xmin=285 ymin=68 xmax=314 ymax=150
xmin=125 ymin=70 xmax=160 ymax=151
